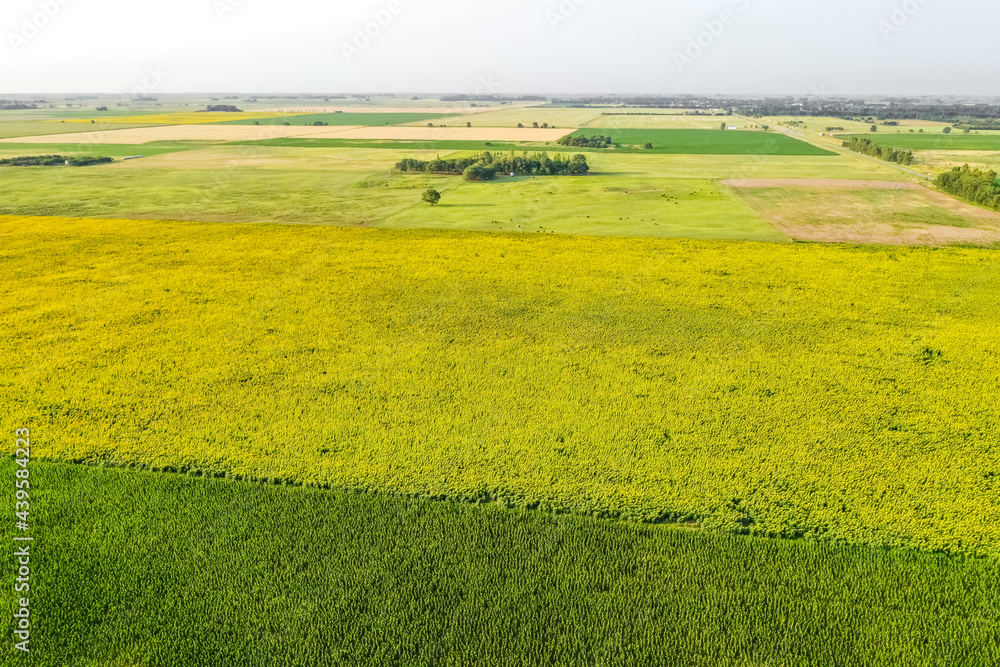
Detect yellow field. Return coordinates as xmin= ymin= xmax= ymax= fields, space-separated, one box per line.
xmin=4 ymin=215 xmax=1000 ymax=556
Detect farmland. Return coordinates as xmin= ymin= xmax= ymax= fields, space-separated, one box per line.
xmin=217 ymin=111 xmax=457 ymax=126
xmin=566 ymin=128 xmax=836 ymax=155
xmin=840 ymin=133 xmax=1000 ymax=152
xmin=1 ymin=460 xmax=996 ymax=667
xmin=3 ymin=91 xmax=1000 ymax=665
xmin=3 ymin=215 xmax=1000 ymax=557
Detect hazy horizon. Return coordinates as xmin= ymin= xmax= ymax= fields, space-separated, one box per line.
xmin=2 ymin=0 xmax=998 ymax=97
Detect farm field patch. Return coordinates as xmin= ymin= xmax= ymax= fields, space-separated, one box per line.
xmin=0 ymin=121 xmax=161 ymax=139
xmin=4 ymin=216 xmax=1000 ymax=555
xmin=0 ymin=147 xmax=444 ymax=224
xmin=413 ymin=106 xmax=606 ymax=128
xmin=582 ymin=114 xmax=743 ymax=130
xmin=51 ymin=112 xmax=295 ymax=125
xmin=380 ymin=175 xmax=784 ymax=241
xmin=217 ymin=112 xmax=456 ymax=126
xmin=569 ymin=129 xmax=836 ymax=155
xmin=840 ymin=133 xmax=1000 ymax=152
xmin=5 ymin=460 xmax=997 ymax=667
xmin=306 ymin=126 xmax=573 ymax=141
xmin=727 ymin=180 xmax=1000 ymax=245
xmin=0 ymin=124 xmax=363 ymax=144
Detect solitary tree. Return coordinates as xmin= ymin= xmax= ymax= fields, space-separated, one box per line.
xmin=871 ymin=125 xmax=878 ymax=132
xmin=943 ymin=127 xmax=952 ymax=134
xmin=517 ymin=123 xmax=524 ymax=128
xmin=533 ymin=122 xmax=539 ymax=128
xmin=466 ymin=122 xmax=471 ymax=127
xmin=422 ymin=189 xmax=441 ymax=206
xmin=721 ymin=122 xmax=727 ymax=131
xmin=644 ymin=143 xmax=654 ymax=150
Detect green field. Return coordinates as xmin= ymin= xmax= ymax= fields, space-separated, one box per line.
xmin=841 ymin=133 xmax=1000 ymax=152
xmin=0 ymin=121 xmax=161 ymax=139
xmin=381 ymin=175 xmax=785 ymax=240
xmin=4 ymin=216 xmax=1000 ymax=556
xmin=0 ymin=144 xmax=906 ymax=232
xmin=569 ymin=129 xmax=836 ymax=155
xmin=217 ymin=112 xmax=456 ymax=126
xmin=1 ymin=460 xmax=995 ymax=667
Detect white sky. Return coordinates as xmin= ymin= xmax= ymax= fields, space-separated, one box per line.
xmin=1 ymin=0 xmax=997 ymax=96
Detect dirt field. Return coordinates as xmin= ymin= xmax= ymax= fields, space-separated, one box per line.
xmin=722 ymin=179 xmax=923 ymax=190
xmin=298 ymin=126 xmax=573 ymax=142
xmin=726 ymin=179 xmax=1000 ymax=246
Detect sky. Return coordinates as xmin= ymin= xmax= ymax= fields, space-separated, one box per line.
xmin=1 ymin=0 xmax=998 ymax=96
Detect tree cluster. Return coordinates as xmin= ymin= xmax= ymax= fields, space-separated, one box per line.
xmin=201 ymin=105 xmax=242 ymax=113
xmin=557 ymin=134 xmax=613 ymax=148
xmin=396 ymin=151 xmax=589 ymax=181
xmin=0 ymin=155 xmax=114 ymax=167
xmin=842 ymin=137 xmax=914 ymax=165
xmin=936 ymin=165 xmax=1000 ymax=211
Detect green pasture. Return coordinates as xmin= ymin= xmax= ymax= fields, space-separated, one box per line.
xmin=569 ymin=129 xmax=836 ymax=155
xmin=841 ymin=133 xmax=1000 ymax=152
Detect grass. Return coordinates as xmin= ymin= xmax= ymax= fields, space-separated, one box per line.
xmin=568 ymin=129 xmax=836 ymax=155
xmin=0 ymin=142 xmax=193 ymax=158
xmin=0 ymin=144 xmax=886 ymax=233
xmin=0 ymin=121 xmax=161 ymax=139
xmin=841 ymin=134 xmax=1000 ymax=152
xmin=1 ymin=460 xmax=996 ymax=667
xmin=3 ymin=216 xmax=1000 ymax=556
xmin=582 ymin=114 xmax=742 ymax=130
xmin=381 ymin=175 xmax=784 ymax=241
xmin=217 ymin=112 xmax=457 ymax=127
xmin=735 ymin=187 xmax=982 ymax=229
xmin=50 ymin=112 xmax=298 ymax=125
xmin=412 ymin=106 xmax=605 ymax=129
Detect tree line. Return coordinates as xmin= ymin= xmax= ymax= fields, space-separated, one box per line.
xmin=0 ymin=155 xmax=114 ymax=167
xmin=396 ymin=151 xmax=589 ymax=181
xmin=936 ymin=165 xmax=1000 ymax=211
xmin=842 ymin=137 xmax=914 ymax=165
xmin=557 ymin=134 xmax=613 ymax=148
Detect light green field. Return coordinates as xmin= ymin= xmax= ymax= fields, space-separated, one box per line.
xmin=583 ymin=114 xmax=740 ymax=130
xmin=0 ymin=121 xmax=160 ymax=139
xmin=381 ymin=175 xmax=784 ymax=240
xmin=0 ymin=144 xmax=910 ymax=234
xmin=4 ymin=217 xmax=1000 ymax=556
xmin=415 ymin=106 xmax=605 ymax=128
xmin=841 ymin=133 xmax=1000 ymax=152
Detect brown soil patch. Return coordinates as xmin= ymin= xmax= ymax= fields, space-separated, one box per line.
xmin=723 ymin=178 xmax=921 ymax=189
xmin=299 ymin=126 xmax=574 ymax=142
xmin=727 ymin=180 xmax=1000 ymax=247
